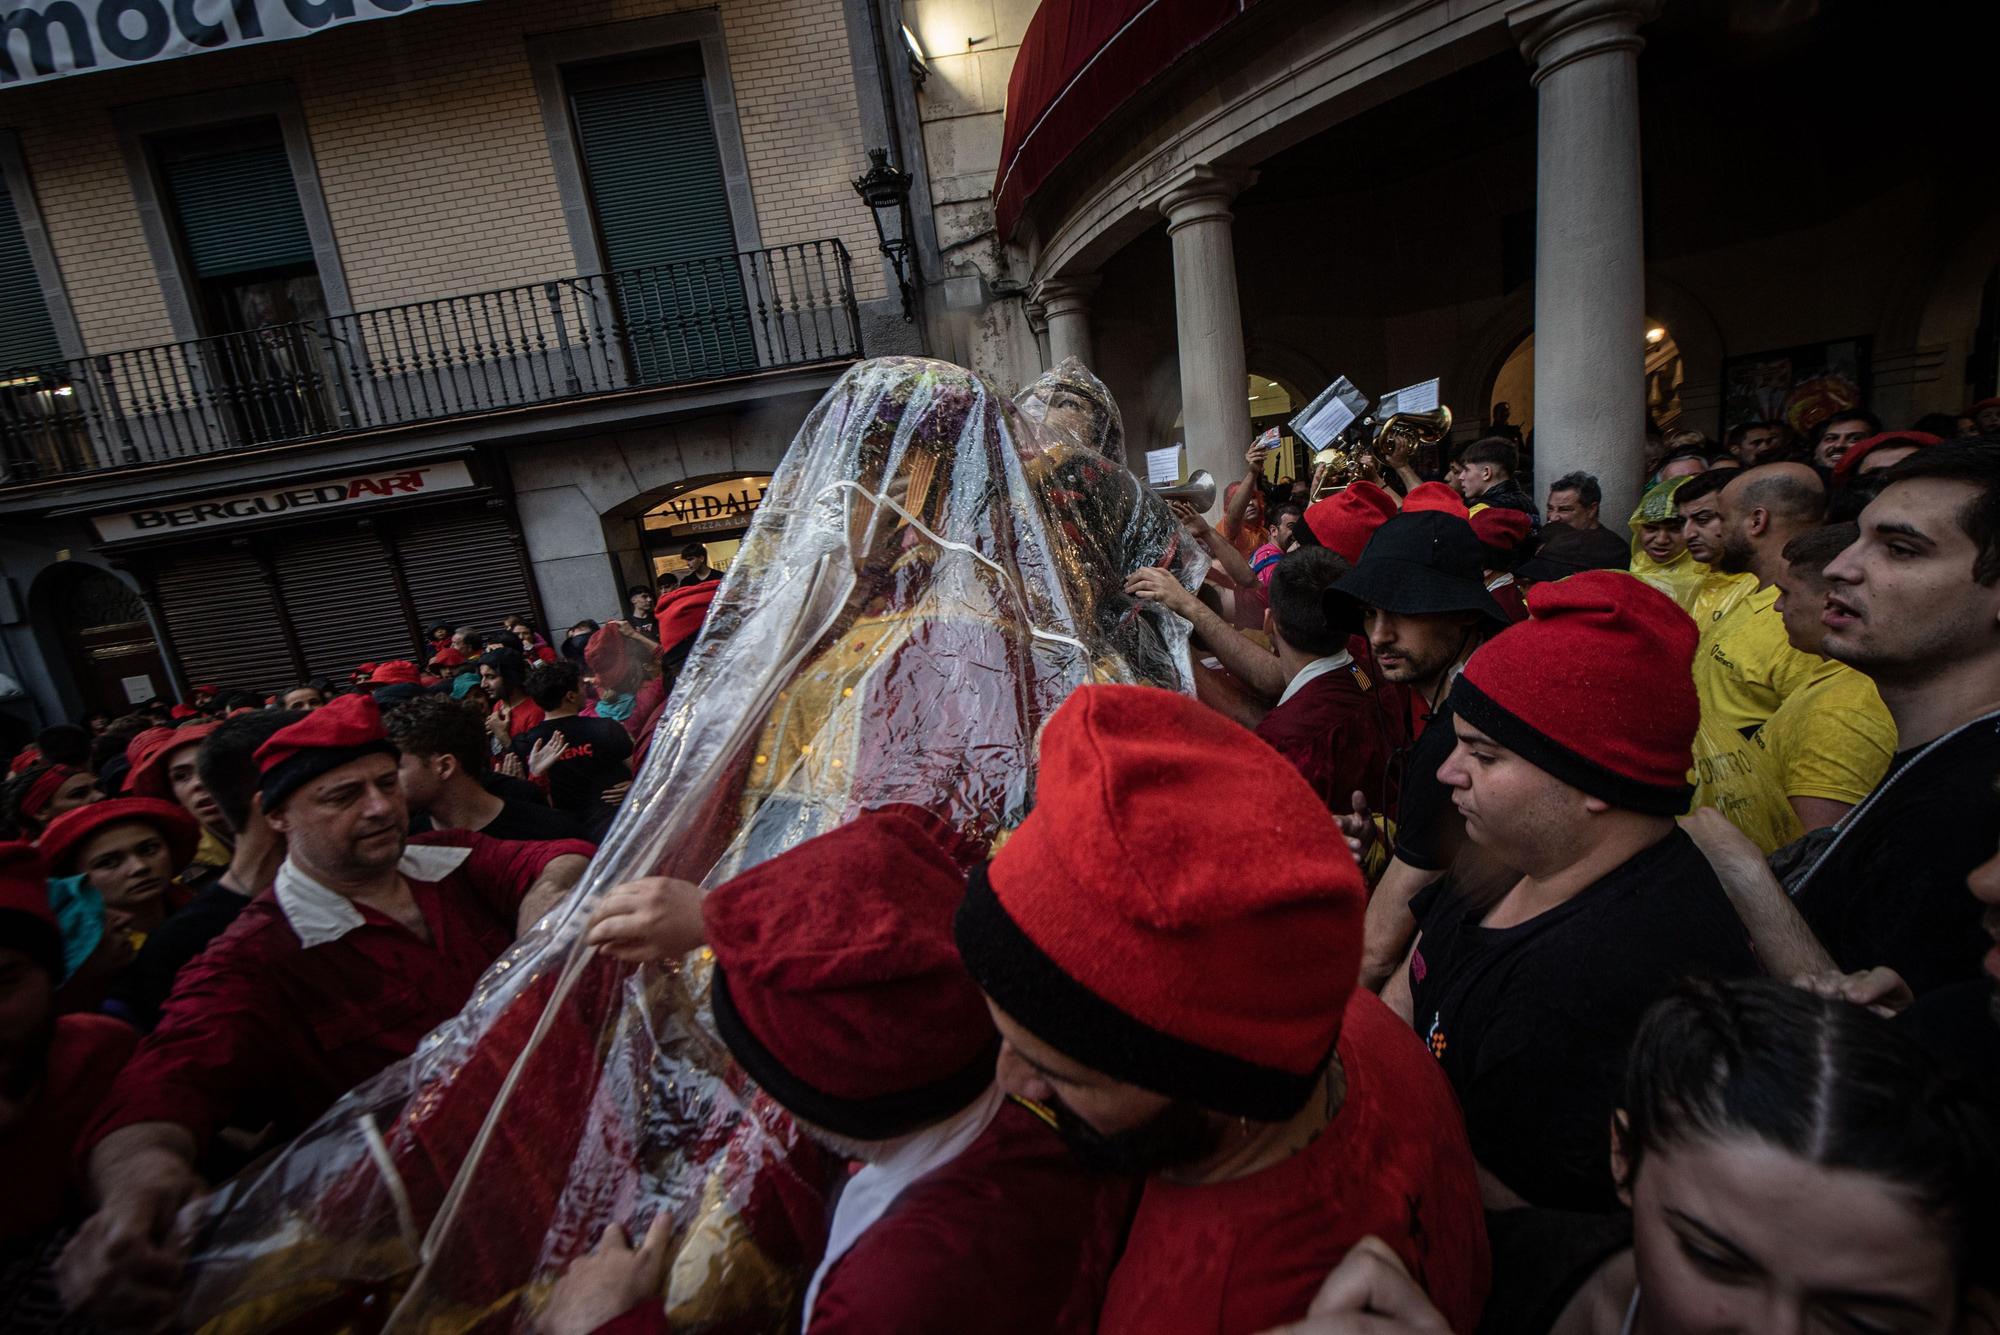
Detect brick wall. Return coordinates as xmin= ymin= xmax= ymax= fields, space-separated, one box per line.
xmin=2 ymin=0 xmax=885 ymax=359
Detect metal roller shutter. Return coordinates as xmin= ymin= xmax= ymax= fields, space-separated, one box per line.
xmin=273 ymin=529 xmax=420 ymax=679
xmin=0 ymin=176 xmax=61 ymax=371
xmin=153 ymin=547 xmax=297 ymax=692
xmin=568 ymin=52 xmax=754 ymax=381
xmin=395 ymin=508 xmax=541 ymax=637
xmin=157 ymin=124 xmax=314 ymax=280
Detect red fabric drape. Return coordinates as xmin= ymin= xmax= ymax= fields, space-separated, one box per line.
xmin=993 ymin=0 xmax=1259 ymax=238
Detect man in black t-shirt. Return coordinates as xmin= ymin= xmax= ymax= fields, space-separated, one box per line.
xmin=384 ymin=695 xmax=586 ymax=844
xmin=1685 ymin=444 xmax=2000 ymax=1000
xmin=625 ymin=586 xmax=659 ymax=640
xmin=1395 ymin=571 xmax=1757 ymax=1211
xmin=516 ymin=662 xmax=633 ymax=841
xmin=1323 ymin=507 xmax=1511 ymax=989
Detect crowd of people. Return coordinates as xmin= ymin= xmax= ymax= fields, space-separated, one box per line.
xmin=0 ymin=359 xmax=1996 ymax=1335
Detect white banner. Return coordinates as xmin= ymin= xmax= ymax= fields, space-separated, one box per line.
xmin=91 ymin=458 xmax=476 ymax=541
xmin=0 ymin=0 xmax=483 ymax=89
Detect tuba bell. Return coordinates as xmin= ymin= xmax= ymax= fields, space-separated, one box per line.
xmin=1372 ymin=405 xmax=1453 ymax=466
xmin=1151 ymin=468 xmax=1216 ymax=512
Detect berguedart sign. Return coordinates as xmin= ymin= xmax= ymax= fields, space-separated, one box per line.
xmin=90 ymin=458 xmax=476 ymax=541
xmin=0 ymin=0 xmax=481 ymax=88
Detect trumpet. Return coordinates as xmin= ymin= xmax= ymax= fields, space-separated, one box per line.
xmin=1151 ymin=469 xmax=1216 ymax=511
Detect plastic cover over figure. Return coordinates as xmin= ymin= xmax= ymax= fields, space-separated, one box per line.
xmin=172 ymin=357 xmax=1205 ymax=1333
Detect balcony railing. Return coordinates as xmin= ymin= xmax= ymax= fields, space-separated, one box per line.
xmin=0 ymin=239 xmax=863 ymax=485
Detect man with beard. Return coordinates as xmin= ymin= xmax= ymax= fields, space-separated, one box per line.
xmin=56 ymin=694 xmax=592 ymax=1329
xmin=1682 ymin=444 xmax=2000 ymax=1002
xmin=550 ymin=806 xmax=1133 ymax=1334
xmin=1397 ymin=573 xmax=1758 ymax=1210
xmin=1693 ymin=463 xmax=1826 ymax=739
xmin=952 ymin=685 xmax=1488 ymax=1335
xmin=0 ymin=842 xmax=137 ymax=1253
xmin=1322 ymin=511 xmax=1512 ymax=988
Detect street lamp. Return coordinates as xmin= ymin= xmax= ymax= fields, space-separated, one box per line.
xmin=852 ymin=148 xmax=916 ymax=322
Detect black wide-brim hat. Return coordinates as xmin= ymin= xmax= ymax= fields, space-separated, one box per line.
xmin=1324 ymin=511 xmax=1511 ymax=627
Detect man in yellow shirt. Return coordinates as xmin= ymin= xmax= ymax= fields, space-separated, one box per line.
xmin=1674 ymin=472 xmax=1757 ymax=630
xmin=1756 ymin=523 xmax=1895 ymax=831
xmin=1692 ymin=464 xmax=1826 ymax=738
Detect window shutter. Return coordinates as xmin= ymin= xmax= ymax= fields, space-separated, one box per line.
xmin=394 ymin=508 xmax=541 ymax=635
xmin=158 ymin=131 xmax=314 ymax=280
xmin=569 ymin=55 xmax=754 ymax=380
xmin=272 ymin=529 xmax=420 ymax=679
xmin=0 ymin=177 xmax=61 ymax=371
xmin=154 ymin=548 xmax=298 ymax=692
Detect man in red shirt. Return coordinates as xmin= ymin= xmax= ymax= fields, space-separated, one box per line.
xmin=554 ymin=805 xmax=1133 ymax=1334
xmin=0 ymin=842 xmax=137 ymax=1256
xmin=1251 ymin=547 xmax=1398 ymax=818
xmin=55 ymin=694 xmax=592 ymax=1329
xmin=953 ymin=685 xmax=1489 ymax=1335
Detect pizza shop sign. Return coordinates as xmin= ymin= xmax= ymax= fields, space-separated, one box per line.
xmin=91 ymin=459 xmax=476 ymax=541
xmin=642 ymin=475 xmax=772 ymax=537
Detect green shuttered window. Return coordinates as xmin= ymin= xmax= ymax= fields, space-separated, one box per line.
xmin=0 ymin=177 xmax=62 ymax=371
xmin=568 ymin=51 xmax=754 ymax=381
xmin=158 ymin=126 xmax=313 ymax=280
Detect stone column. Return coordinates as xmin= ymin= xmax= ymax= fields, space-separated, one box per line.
xmin=1510 ymin=0 xmax=1662 ymax=518
xmin=1160 ymin=167 xmax=1257 ymax=512
xmin=1023 ymin=299 xmax=1052 ymax=373
xmin=1036 ymin=275 xmax=1100 ymax=370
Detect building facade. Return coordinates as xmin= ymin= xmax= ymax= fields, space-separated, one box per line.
xmin=0 ymin=0 xmax=936 ymax=728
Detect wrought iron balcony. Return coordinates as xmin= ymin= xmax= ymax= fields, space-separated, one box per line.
xmin=0 ymin=239 xmax=862 ymax=485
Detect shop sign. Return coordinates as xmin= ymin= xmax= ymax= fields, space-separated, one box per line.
xmin=0 ymin=0 xmax=484 ymax=89
xmin=643 ymin=475 xmax=771 ymax=537
xmin=90 ymin=458 xmax=476 ymax=542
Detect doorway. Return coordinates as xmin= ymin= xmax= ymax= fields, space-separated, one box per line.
xmin=45 ymin=564 xmax=169 ymax=714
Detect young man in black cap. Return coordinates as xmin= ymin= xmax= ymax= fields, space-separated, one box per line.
xmin=1323 ymin=511 xmax=1513 ymax=988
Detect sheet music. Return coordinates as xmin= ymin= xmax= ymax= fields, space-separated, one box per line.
xmin=1291 ymin=376 xmax=1370 ymax=449
xmin=1145 ymin=447 xmax=1181 ymax=486
xmin=1381 ymin=377 xmax=1439 ymax=416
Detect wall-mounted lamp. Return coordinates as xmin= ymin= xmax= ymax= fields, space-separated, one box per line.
xmin=853 ymin=147 xmax=917 ymax=322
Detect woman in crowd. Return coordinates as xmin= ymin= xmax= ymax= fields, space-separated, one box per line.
xmin=0 ymin=762 xmax=101 ymax=837
xmin=36 ymin=798 xmax=200 ymax=952
xmin=1265 ymin=977 xmax=1998 ymax=1335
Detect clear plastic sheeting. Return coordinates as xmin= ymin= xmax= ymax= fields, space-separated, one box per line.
xmin=172 ymin=356 xmax=1206 ymax=1334
xmin=1015 ymin=356 xmax=1127 ymax=464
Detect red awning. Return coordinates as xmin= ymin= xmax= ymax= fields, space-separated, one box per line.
xmin=993 ymin=0 xmax=1262 ymax=240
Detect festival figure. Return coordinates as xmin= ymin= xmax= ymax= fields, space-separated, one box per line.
xmin=167 ymin=357 xmax=1196 ymax=1334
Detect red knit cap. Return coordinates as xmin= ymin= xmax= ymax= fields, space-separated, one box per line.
xmin=0 ymin=840 xmax=61 ymax=977
xmin=1402 ymin=481 xmax=1468 ymax=518
xmin=37 ymin=797 xmax=200 ymax=878
xmin=584 ymin=625 xmax=646 ymax=695
xmin=19 ymin=765 xmax=83 ymax=825
xmin=656 ymin=581 xmax=719 ymax=653
xmin=1303 ymin=481 xmax=1397 ymax=563
xmin=1467 ymin=505 xmax=1533 ymax=559
xmin=368 ymin=660 xmax=421 ymax=686
xmin=1449 ymin=570 xmax=1698 ymax=812
xmin=253 ymin=693 xmax=397 ymax=811
xmin=126 ymin=722 xmax=219 ymax=800
xmin=1831 ymin=430 xmax=1942 ymax=484
xmin=1972 ymin=397 xmax=2000 ymax=412
xmin=954 ymin=685 xmax=1364 ymax=1121
xmin=705 ymin=805 xmax=997 ymax=1140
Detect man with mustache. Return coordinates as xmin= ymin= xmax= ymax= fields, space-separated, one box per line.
xmin=56 ymin=694 xmax=593 ymax=1329
xmin=952 ymin=684 xmax=1488 ymax=1335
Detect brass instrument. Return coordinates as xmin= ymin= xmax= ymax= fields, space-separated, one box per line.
xmin=1373 ymin=405 xmax=1453 ymax=462
xmin=1306 ymin=405 xmax=1455 ymax=503
xmin=1151 ymin=468 xmax=1216 ymax=511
